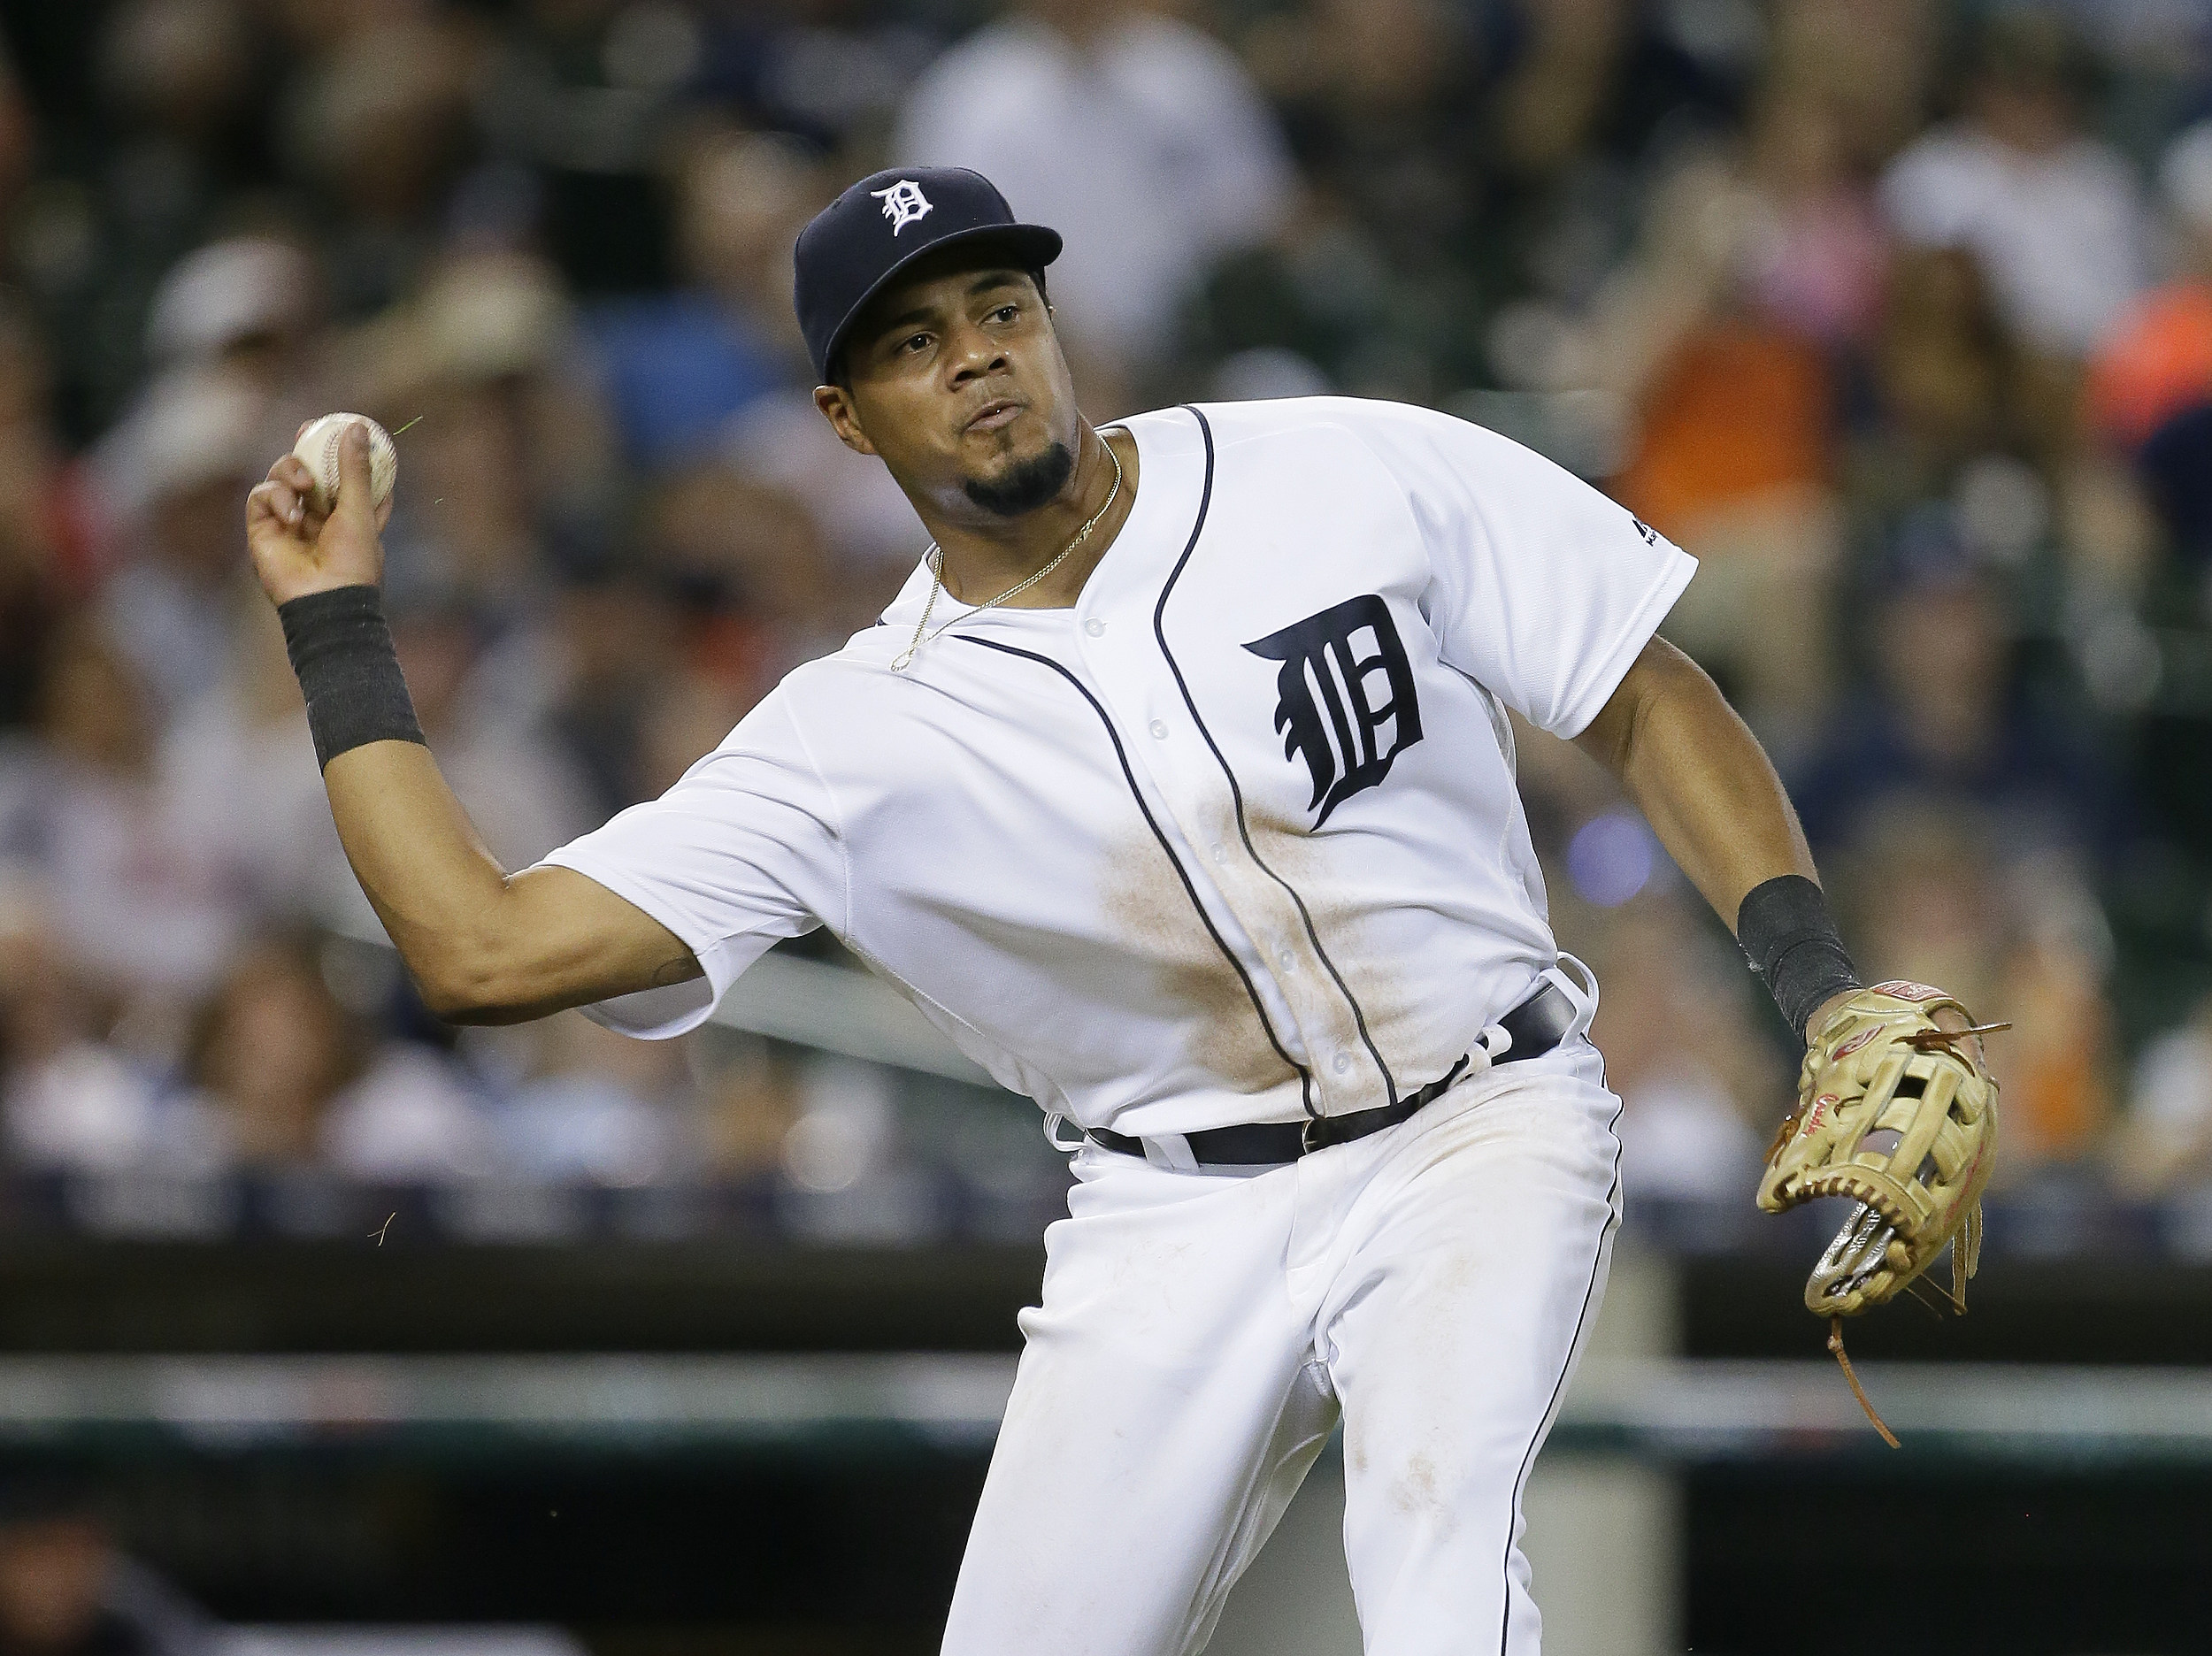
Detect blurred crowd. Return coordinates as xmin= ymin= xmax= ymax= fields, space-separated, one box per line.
xmin=0 ymin=1482 xmax=205 ymax=1656
xmin=0 ymin=0 xmax=2207 ymax=1242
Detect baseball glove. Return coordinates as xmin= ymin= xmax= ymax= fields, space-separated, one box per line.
xmin=1757 ymin=980 xmax=2005 ymax=1443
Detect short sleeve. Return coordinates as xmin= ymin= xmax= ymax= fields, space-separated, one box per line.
xmin=534 ymin=690 xmax=843 ymax=1038
xmin=1348 ymin=402 xmax=1696 ymax=738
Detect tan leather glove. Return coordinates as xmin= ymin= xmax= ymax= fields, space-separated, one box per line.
xmin=1759 ymin=981 xmax=2003 ymax=1319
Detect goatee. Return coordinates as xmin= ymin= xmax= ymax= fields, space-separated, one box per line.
xmin=964 ymin=440 xmax=1076 ymax=518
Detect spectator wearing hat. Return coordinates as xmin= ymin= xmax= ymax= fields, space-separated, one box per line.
xmin=88 ymin=367 xmax=265 ymax=714
xmin=143 ymin=236 xmax=315 ymax=384
xmin=365 ymin=252 xmax=618 ymax=632
xmin=1879 ymin=10 xmax=2148 ymax=360
xmin=139 ymin=234 xmax=337 ymax=456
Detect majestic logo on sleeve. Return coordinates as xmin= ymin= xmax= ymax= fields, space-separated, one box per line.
xmin=872 ymin=180 xmax=933 ymax=234
xmin=1243 ymin=594 xmax=1424 ymax=827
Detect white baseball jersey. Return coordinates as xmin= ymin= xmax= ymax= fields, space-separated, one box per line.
xmin=540 ymin=396 xmax=1694 ymax=1139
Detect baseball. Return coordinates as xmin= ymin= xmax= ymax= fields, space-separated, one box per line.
xmin=292 ymin=412 xmax=397 ymax=516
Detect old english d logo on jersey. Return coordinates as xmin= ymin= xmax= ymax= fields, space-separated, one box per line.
xmin=872 ymin=180 xmax=933 ymax=234
xmin=1244 ymin=594 xmax=1424 ymax=827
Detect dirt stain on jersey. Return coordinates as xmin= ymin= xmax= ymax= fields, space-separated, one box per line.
xmin=1240 ymin=800 xmax=1418 ymax=1062
xmin=1097 ymin=824 xmax=1298 ymax=1095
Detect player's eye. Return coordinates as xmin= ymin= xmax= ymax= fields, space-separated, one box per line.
xmin=899 ymin=332 xmax=932 ymax=355
xmin=987 ymin=304 xmax=1019 ymax=324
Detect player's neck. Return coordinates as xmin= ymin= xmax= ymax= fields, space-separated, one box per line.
xmin=927 ymin=424 xmax=1139 ymax=610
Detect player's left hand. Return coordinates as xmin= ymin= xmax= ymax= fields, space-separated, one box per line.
xmin=1758 ymin=981 xmax=2005 ymax=1319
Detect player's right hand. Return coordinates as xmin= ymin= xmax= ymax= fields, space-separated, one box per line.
xmin=245 ymin=420 xmax=393 ymax=607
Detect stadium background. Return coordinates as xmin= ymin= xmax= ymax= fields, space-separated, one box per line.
xmin=0 ymin=0 xmax=2207 ymax=1651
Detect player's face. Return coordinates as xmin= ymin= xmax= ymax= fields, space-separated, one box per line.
xmin=816 ymin=258 xmax=1081 ymax=521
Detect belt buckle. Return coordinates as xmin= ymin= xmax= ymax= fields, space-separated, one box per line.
xmin=1300 ymin=1116 xmax=1323 ymax=1155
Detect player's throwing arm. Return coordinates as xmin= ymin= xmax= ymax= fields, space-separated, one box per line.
xmin=243 ymin=419 xmax=703 ymax=1023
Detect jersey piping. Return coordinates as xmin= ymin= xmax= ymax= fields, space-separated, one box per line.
xmin=955 ymin=632 xmax=1317 ymax=1116
xmin=1498 ymin=1083 xmax=1623 ymax=1654
xmin=1153 ymin=402 xmax=1404 ymax=1105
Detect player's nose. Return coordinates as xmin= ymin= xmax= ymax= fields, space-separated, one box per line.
xmin=944 ymin=322 xmax=1010 ymax=386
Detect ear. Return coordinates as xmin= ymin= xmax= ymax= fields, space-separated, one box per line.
xmin=813 ymin=384 xmax=878 ymax=457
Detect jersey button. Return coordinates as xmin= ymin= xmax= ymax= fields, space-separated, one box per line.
xmin=1331 ymin=1052 xmax=1353 ymax=1075
xmin=1210 ymin=843 xmax=1228 ymax=862
xmin=1083 ymin=617 xmax=1105 ymax=637
xmin=1148 ymin=720 xmax=1168 ymax=740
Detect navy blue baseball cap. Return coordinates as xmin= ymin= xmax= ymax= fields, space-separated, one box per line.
xmin=794 ymin=166 xmax=1062 ymax=384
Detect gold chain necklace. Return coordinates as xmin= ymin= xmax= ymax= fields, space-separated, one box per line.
xmin=891 ymin=436 xmax=1125 ymax=673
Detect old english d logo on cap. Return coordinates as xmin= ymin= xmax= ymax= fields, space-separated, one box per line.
xmin=792 ymin=166 xmax=1063 ymax=381
xmin=872 ymin=180 xmax=933 ymax=234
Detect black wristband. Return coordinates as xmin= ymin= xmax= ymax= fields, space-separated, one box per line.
xmin=1738 ymin=874 xmax=1862 ymax=1045
xmin=278 ymin=586 xmax=426 ymax=770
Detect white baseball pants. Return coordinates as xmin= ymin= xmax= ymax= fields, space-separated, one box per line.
xmin=941 ymin=1037 xmax=1623 ymax=1656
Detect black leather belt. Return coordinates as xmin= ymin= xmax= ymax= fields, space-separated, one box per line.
xmin=1087 ymin=978 xmax=1578 ymax=1168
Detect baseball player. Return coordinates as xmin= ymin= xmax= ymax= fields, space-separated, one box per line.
xmin=245 ymin=168 xmax=1997 ymax=1652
